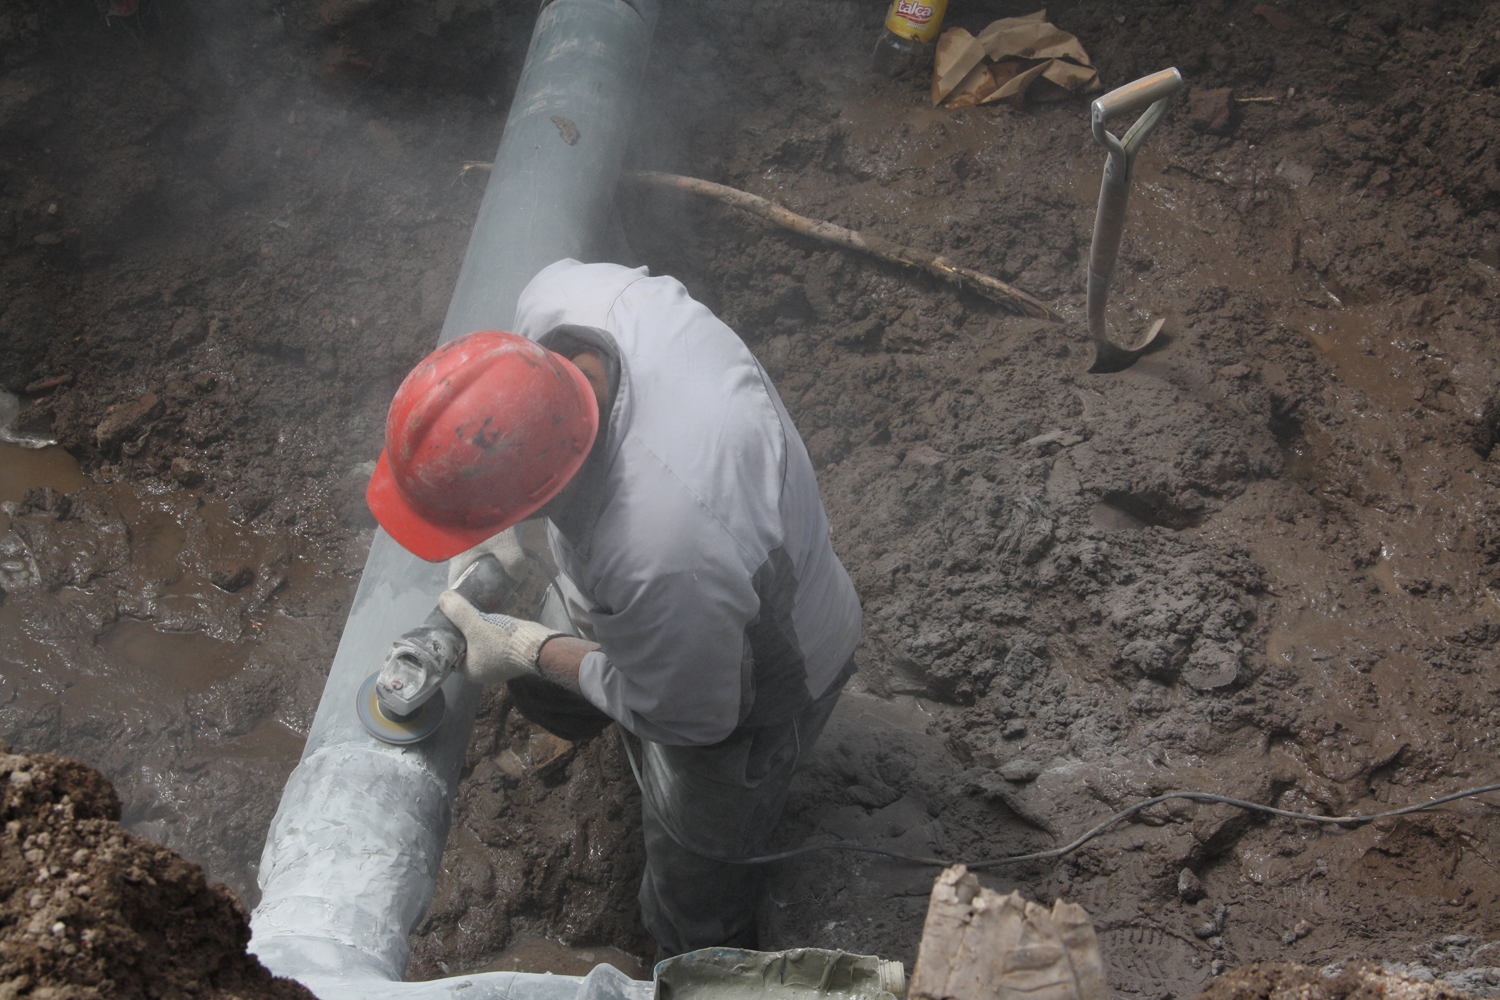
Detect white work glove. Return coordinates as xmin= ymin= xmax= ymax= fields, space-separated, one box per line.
xmin=447 ymin=526 xmax=528 ymax=587
xmin=439 ymin=589 xmax=564 ymax=686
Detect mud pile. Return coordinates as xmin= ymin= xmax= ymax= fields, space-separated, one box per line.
xmin=0 ymin=747 xmax=311 ymax=999
xmin=1202 ymin=963 xmax=1478 ymax=1000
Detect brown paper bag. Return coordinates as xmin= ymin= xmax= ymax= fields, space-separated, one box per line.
xmin=933 ymin=10 xmax=1103 ymax=108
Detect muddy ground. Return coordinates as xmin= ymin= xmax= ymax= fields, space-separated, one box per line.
xmin=4 ymin=0 xmax=1500 ymax=995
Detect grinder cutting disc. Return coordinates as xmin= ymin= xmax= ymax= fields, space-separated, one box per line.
xmin=356 ymin=671 xmax=446 ymax=745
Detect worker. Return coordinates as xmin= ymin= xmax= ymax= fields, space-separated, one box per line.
xmin=366 ymin=259 xmax=862 ymax=958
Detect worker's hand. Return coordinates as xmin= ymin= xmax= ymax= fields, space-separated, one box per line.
xmin=448 ymin=526 xmax=528 ymax=587
xmin=439 ymin=589 xmax=562 ymax=686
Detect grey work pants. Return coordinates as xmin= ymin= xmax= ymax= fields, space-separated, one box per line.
xmin=634 ymin=669 xmax=849 ymax=957
xmin=532 ymin=575 xmax=851 ymax=955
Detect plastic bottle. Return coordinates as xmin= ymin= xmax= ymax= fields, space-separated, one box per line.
xmin=871 ymin=0 xmax=949 ymax=76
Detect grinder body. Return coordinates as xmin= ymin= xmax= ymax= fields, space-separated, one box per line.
xmin=360 ymin=554 xmax=519 ymax=743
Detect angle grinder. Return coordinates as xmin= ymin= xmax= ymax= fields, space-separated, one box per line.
xmin=356 ymin=553 xmax=518 ymax=745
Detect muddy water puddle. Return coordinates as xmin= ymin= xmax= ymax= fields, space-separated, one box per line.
xmin=97 ymin=620 xmax=254 ymax=694
xmin=1 ymin=438 xmax=352 ymax=901
xmin=1 ymin=442 xmax=90 ymax=528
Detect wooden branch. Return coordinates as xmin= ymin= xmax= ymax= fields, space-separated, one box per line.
xmin=625 ymin=170 xmax=1063 ymax=322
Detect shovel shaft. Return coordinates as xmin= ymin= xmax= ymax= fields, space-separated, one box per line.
xmin=1087 ymin=151 xmax=1130 ymax=344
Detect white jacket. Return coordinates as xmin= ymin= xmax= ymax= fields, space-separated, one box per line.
xmin=512 ymin=260 xmax=861 ymax=746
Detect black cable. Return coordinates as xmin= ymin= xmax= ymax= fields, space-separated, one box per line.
xmin=614 ymin=722 xmax=1500 ymax=870
xmin=745 ymin=784 xmax=1500 ymax=870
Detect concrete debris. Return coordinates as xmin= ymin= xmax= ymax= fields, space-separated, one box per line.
xmin=998 ymin=759 xmax=1042 ymax=783
xmin=1194 ymin=901 xmax=1227 ymax=939
xmin=1176 ymin=867 xmax=1205 ymax=904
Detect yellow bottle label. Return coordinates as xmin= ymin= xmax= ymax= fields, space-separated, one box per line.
xmin=884 ymin=0 xmax=947 ymax=43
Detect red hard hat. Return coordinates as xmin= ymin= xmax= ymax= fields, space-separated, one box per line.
xmin=367 ymin=331 xmax=600 ymax=561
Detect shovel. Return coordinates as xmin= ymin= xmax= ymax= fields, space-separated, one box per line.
xmin=1085 ymin=67 xmax=1183 ymax=373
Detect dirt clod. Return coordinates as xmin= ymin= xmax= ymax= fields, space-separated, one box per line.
xmin=1189 ymin=88 xmax=1237 ymax=135
xmin=93 ymin=393 xmax=162 ymax=453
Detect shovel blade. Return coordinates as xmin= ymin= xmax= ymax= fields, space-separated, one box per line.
xmin=1088 ymin=318 xmax=1165 ymax=374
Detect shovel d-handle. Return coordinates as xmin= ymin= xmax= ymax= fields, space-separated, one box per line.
xmin=1093 ymin=68 xmax=1184 ymax=125
xmin=1086 ymin=68 xmax=1183 ymax=359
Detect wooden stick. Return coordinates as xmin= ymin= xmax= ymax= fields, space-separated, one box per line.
xmin=625 ymin=170 xmax=1062 ymax=322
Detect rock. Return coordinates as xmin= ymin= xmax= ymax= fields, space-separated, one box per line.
xmin=166 ymin=309 xmax=208 ymax=355
xmin=170 ymin=456 xmax=204 ymax=487
xmin=1281 ymin=918 xmax=1314 ymax=944
xmin=1177 ymin=867 xmax=1205 ymax=903
xmin=903 ymin=444 xmax=946 ymax=469
xmin=526 ymin=730 xmax=575 ymax=778
xmin=210 ymin=563 xmax=254 ymax=593
xmin=999 ymin=759 xmax=1042 ymax=783
xmin=495 ymin=749 xmax=525 ymax=779
xmin=1182 ymin=644 xmax=1241 ymax=690
xmin=1192 ymin=802 xmax=1254 ymax=857
xmin=1443 ymin=969 xmax=1500 ymax=992
xmin=94 ymin=391 xmax=162 ymax=450
xmin=849 ymin=782 xmax=899 ymax=808
xmin=1194 ymin=901 xmax=1226 ymax=939
xmin=1189 ymin=88 xmax=1236 ymax=135
xmin=1276 ymin=159 xmax=1316 ymax=188
xmin=1023 ymin=429 xmax=1081 ymax=451
xmin=1218 ymin=364 xmax=1251 ymax=379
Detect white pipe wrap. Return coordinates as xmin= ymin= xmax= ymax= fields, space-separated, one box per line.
xmin=252 ymin=745 xmax=452 ymax=981
xmin=294 ymin=965 xmax=652 ymax=1000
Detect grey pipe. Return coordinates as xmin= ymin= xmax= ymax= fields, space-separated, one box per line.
xmin=249 ymin=0 xmax=660 ymax=994
xmin=441 ymin=0 xmax=659 ymax=343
